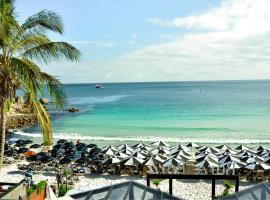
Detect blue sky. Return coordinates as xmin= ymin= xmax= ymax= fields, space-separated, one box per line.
xmin=16 ymin=0 xmax=270 ymax=83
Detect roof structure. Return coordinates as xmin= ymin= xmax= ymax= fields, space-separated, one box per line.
xmin=222 ymin=182 xmax=270 ymax=200
xmin=69 ymin=181 xmax=182 ymax=200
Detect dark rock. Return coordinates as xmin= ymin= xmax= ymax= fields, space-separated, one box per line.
xmin=67 ymin=107 xmax=79 ymax=112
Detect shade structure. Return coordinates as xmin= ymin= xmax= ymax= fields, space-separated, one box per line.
xmin=173 ymin=153 xmax=191 ymax=162
xmin=219 ymin=155 xmax=241 ymax=166
xmin=101 ymin=145 xmax=117 ymax=152
xmin=116 ymin=144 xmax=133 ymax=151
xmin=100 ymin=147 xmax=115 ymax=156
xmin=17 ymin=147 xmax=29 ymax=153
xmin=218 ymin=148 xmax=237 ymax=155
xmin=143 ymin=157 xmax=158 ymax=166
xmin=163 ymin=158 xmax=183 ymax=167
xmin=215 ymin=144 xmax=229 ymax=150
xmin=115 ymin=152 xmax=129 ymax=158
xmin=132 ymin=152 xmax=147 ymax=159
xmin=123 ymin=156 xmax=144 ymax=166
xmin=172 ymin=150 xmax=191 ymax=157
xmin=221 ymin=182 xmax=270 ymax=200
xmin=226 ymin=161 xmax=246 ymax=170
xmin=196 ymin=159 xmax=219 ymax=169
xmin=246 ymin=162 xmax=270 ymax=170
xmin=151 ymin=147 xmax=171 ymax=155
xmin=153 ymin=154 xmax=168 ymax=164
xmin=196 ymin=154 xmax=219 ymax=163
xmin=151 ymin=141 xmax=169 ymax=147
xmin=198 ymin=146 xmax=219 ymax=154
xmin=242 ymin=155 xmax=264 ymax=163
xmin=69 ymin=181 xmax=181 ymax=200
xmin=235 ymin=144 xmax=249 ymax=151
xmin=30 ymin=144 xmax=41 ymax=149
xmin=185 ymin=142 xmax=199 ymax=148
xmin=171 ymin=144 xmax=189 ymax=153
xmin=132 ymin=142 xmax=145 ymax=149
xmin=102 ymin=156 xmax=122 ymax=165
xmin=120 ymin=148 xmax=133 ymax=155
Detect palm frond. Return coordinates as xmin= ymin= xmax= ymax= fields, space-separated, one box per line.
xmin=40 ymin=72 xmax=67 ymax=110
xmin=22 ymin=10 xmax=63 ymax=34
xmin=22 ymin=41 xmax=80 ymax=64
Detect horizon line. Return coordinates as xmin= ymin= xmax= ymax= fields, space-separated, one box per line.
xmin=62 ymin=78 xmax=270 ymax=85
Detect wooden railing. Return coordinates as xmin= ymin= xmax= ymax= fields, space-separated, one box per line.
xmin=146 ymin=174 xmax=239 ymax=199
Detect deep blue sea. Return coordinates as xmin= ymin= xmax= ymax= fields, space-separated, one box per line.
xmin=19 ymin=80 xmax=270 ymax=145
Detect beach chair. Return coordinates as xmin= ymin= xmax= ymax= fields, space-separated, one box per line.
xmin=256 ymin=170 xmax=264 ymax=181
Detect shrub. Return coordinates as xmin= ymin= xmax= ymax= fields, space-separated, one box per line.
xmin=152 ymin=179 xmax=161 ymax=189
xmin=58 ymin=184 xmax=72 ymax=197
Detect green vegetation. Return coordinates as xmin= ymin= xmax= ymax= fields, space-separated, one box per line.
xmin=0 ymin=0 xmax=80 ymax=167
xmin=27 ymin=180 xmax=47 ymax=196
xmin=58 ymin=184 xmax=72 ymax=197
xmin=152 ymin=179 xmax=161 ymax=189
xmin=215 ymin=180 xmax=234 ymax=199
xmin=63 ymin=169 xmax=71 ymax=191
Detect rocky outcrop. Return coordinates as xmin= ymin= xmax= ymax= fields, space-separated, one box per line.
xmin=7 ymin=114 xmax=36 ymax=129
xmin=67 ymin=107 xmax=79 ymax=112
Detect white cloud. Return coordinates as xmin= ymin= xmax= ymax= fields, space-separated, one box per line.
xmin=128 ymin=33 xmax=138 ymax=45
xmin=45 ymin=0 xmax=270 ymax=83
xmin=69 ymin=40 xmax=116 ymax=48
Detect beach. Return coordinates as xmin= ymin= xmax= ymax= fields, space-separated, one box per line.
xmin=0 ymin=161 xmax=257 ymax=200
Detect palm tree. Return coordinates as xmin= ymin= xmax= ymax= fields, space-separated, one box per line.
xmin=0 ymin=0 xmax=80 ymax=167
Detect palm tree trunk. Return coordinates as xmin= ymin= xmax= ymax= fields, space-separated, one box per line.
xmin=0 ymin=97 xmax=6 ymax=168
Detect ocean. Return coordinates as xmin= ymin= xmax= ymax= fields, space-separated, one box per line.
xmin=17 ymin=80 xmax=270 ymax=146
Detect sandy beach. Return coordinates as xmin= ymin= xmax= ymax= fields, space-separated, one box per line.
xmin=0 ymin=162 xmax=257 ymax=200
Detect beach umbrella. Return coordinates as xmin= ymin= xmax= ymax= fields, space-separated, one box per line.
xmin=87 ymin=144 xmax=97 ymax=149
xmin=101 ymin=145 xmax=117 ymax=151
xmin=185 ymin=142 xmax=200 ymax=148
xmin=30 ymin=144 xmax=41 ymax=149
xmin=143 ymin=157 xmax=159 ymax=166
xmin=153 ymin=154 xmax=168 ymax=164
xmin=17 ymin=147 xmax=29 ymax=154
xmin=15 ymin=140 xmax=26 ymax=147
xmin=100 ymin=148 xmax=115 ymax=156
xmin=151 ymin=147 xmax=171 ymax=155
xmin=151 ymin=141 xmax=169 ymax=147
xmin=132 ymin=142 xmax=147 ymax=149
xmin=196 ymin=154 xmax=218 ymax=163
xmin=257 ymin=149 xmax=270 ymax=156
xmin=122 ymin=156 xmax=144 ymax=166
xmin=57 ymin=139 xmax=68 ymax=144
xmin=102 ymin=156 xmax=122 ymax=165
xmin=4 ymin=149 xmax=16 ymax=157
xmin=171 ymin=144 xmax=189 ymax=153
xmin=8 ymin=138 xmax=19 ymax=143
xmin=215 ymin=144 xmax=230 ymax=150
xmin=60 ymin=157 xmax=72 ymax=164
xmin=200 ymin=147 xmax=219 ymax=154
xmin=246 ymin=162 xmax=270 ymax=170
xmin=218 ymin=148 xmax=237 ymax=155
xmin=24 ymin=139 xmax=33 ymax=144
xmin=173 ymin=153 xmax=191 ymax=162
xmin=132 ymin=152 xmax=146 ymax=159
xmin=235 ymin=145 xmax=249 ymax=151
xmin=136 ymin=146 xmax=152 ymax=152
xmin=220 ymin=155 xmax=241 ymax=166
xmin=115 ymin=152 xmax=129 ymax=158
xmin=120 ymin=148 xmax=133 ymax=155
xmin=255 ymin=145 xmax=266 ymax=151
xmin=236 ymin=150 xmax=253 ymax=157
xmin=242 ymin=155 xmax=264 ymax=163
xmin=116 ymin=144 xmax=133 ymax=151
xmin=172 ymin=150 xmax=191 ymax=157
xmin=163 ymin=158 xmax=183 ymax=167
xmin=196 ymin=159 xmax=219 ymax=169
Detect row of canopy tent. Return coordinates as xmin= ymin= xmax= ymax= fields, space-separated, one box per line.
xmin=6 ymin=137 xmax=270 ymax=175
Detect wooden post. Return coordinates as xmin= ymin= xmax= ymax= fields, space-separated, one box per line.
xmin=212 ymin=178 xmax=216 ymax=199
xmin=169 ymin=178 xmax=173 ymax=195
xmin=147 ymin=176 xmax=150 ymax=187
xmin=235 ymin=177 xmax=239 ymax=192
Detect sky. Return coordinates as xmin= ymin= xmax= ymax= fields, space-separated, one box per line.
xmin=16 ymin=0 xmax=270 ymax=83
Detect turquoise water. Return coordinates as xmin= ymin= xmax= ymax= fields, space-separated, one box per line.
xmin=21 ymin=80 xmax=270 ymax=145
